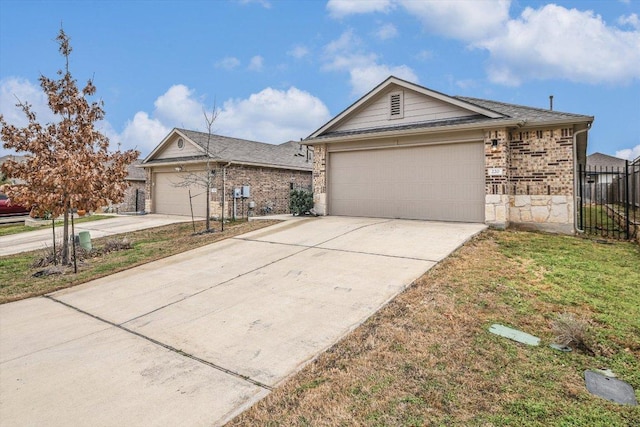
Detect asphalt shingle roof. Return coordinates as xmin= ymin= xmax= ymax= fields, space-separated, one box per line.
xmin=310 ymin=93 xmax=593 ymax=140
xmin=456 ymin=96 xmax=593 ymax=123
xmin=148 ymin=129 xmax=312 ymax=171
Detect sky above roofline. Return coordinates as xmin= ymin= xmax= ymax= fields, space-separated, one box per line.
xmin=1 ymin=0 xmax=639 ymax=160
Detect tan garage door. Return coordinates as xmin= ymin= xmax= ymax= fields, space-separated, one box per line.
xmin=154 ymin=172 xmax=207 ymax=217
xmin=329 ymin=142 xmax=485 ymax=222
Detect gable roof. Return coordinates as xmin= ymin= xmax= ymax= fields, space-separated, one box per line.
xmin=586 ymin=152 xmax=627 ymax=168
xmin=306 ymin=76 xmax=593 ymax=142
xmin=142 ymin=128 xmax=312 ymax=171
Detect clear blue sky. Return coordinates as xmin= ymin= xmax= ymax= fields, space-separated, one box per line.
xmin=1 ymin=0 xmax=639 ymax=160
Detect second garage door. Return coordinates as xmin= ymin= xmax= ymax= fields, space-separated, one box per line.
xmin=329 ymin=142 xmax=485 ymax=222
xmin=154 ymin=172 xmax=207 ymax=217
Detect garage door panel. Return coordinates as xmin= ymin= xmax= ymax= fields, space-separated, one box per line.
xmin=328 ymin=142 xmax=484 ymax=222
xmin=155 ymin=172 xmax=207 ymax=217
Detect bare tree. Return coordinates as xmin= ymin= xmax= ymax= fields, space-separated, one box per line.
xmin=174 ymin=105 xmax=221 ymax=233
xmin=0 ymin=28 xmax=139 ymax=265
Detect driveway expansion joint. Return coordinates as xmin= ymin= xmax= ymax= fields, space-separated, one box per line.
xmin=44 ymin=295 xmax=273 ymax=391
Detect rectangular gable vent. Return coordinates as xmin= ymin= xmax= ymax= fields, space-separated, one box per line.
xmin=389 ymin=91 xmax=404 ymax=119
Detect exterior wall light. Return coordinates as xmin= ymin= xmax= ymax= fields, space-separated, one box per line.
xmin=491 ymin=139 xmax=499 ymax=152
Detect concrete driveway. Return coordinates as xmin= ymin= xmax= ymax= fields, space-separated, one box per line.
xmin=0 ymin=217 xmax=486 ymax=426
xmin=0 ymin=214 xmax=192 ymax=256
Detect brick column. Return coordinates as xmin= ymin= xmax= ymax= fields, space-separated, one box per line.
xmin=484 ymin=129 xmax=509 ymax=228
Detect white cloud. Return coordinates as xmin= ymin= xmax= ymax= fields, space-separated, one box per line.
xmin=110 ymin=85 xmax=207 ymax=155
xmin=327 ymin=0 xmax=394 ymax=18
xmin=322 ymin=30 xmax=417 ymax=96
xmin=618 ymin=13 xmax=640 ymax=29
xmin=153 ymin=85 xmax=205 ymax=129
xmin=0 ymin=77 xmax=124 ymax=156
xmin=288 ymin=45 xmax=309 ymax=59
xmin=329 ymin=2 xmax=640 ymax=86
xmin=248 ymin=55 xmax=264 ymax=71
xmin=119 ymin=112 xmax=170 ymax=154
xmin=399 ymin=0 xmax=510 ymax=41
xmin=215 ymin=56 xmax=241 ymax=70
xmin=217 ymin=87 xmax=331 ymax=143
xmin=0 ymin=77 xmax=56 ymax=129
xmin=615 ymin=145 xmax=640 ymax=161
xmin=237 ymin=0 xmax=271 ymax=9
xmin=415 ymin=49 xmax=433 ymax=61
xmin=375 ymin=23 xmax=398 ymax=40
xmin=477 ymin=5 xmax=640 ymax=86
xmin=349 ymin=65 xmax=418 ymax=95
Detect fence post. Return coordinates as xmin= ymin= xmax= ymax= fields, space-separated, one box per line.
xmin=625 ymin=160 xmax=630 ymax=239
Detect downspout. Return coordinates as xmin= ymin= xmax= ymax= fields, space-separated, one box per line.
xmin=222 ymin=162 xmax=231 ymax=231
xmin=573 ymin=125 xmax=591 ymax=234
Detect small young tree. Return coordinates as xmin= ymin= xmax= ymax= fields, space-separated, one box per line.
xmin=174 ymin=105 xmax=220 ymax=233
xmin=0 ymin=28 xmax=139 ymax=265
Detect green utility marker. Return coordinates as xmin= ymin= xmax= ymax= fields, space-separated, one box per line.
xmin=489 ymin=324 xmax=540 ymax=346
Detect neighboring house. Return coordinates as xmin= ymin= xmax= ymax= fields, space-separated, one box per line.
xmin=586 ymin=152 xmax=627 ymax=184
xmin=305 ymin=76 xmax=594 ymax=234
xmin=107 ymin=160 xmax=146 ymax=213
xmin=141 ymin=128 xmax=312 ymax=218
xmin=584 ymin=152 xmax=635 ymax=205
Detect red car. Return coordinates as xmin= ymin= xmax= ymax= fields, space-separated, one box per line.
xmin=0 ymin=193 xmax=30 ymax=216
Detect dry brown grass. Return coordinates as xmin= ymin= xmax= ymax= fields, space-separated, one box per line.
xmin=228 ymin=230 xmax=640 ymax=426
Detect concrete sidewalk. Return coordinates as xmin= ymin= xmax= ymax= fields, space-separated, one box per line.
xmin=0 ymin=214 xmax=193 ymax=256
xmin=0 ymin=217 xmax=486 ymax=426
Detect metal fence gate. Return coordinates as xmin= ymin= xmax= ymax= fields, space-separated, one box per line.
xmin=578 ymin=158 xmax=639 ymax=240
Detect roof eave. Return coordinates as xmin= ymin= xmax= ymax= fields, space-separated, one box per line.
xmin=306 ymin=116 xmax=595 ymax=145
xmin=141 ymin=157 xmax=312 ymax=172
xmin=305 ymin=119 xmax=523 ymax=144
xmin=518 ymin=116 xmax=594 ymax=129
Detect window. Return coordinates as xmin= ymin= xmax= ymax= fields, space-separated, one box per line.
xmin=177 ymin=138 xmax=184 ymax=149
xmin=389 ymin=91 xmax=404 ymax=119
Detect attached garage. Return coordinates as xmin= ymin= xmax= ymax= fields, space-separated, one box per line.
xmin=328 ymin=141 xmax=485 ymax=222
xmin=307 ymin=76 xmax=594 ymax=233
xmin=154 ymin=171 xmax=207 ymax=217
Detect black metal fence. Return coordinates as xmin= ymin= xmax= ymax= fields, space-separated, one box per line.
xmin=578 ymin=158 xmax=639 ymax=240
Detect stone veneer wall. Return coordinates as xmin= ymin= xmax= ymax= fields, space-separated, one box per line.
xmin=111 ymin=181 xmax=145 ymax=213
xmin=484 ymin=127 xmax=576 ymax=233
xmin=312 ymin=144 xmax=328 ymax=215
xmin=144 ymin=168 xmax=152 ymax=213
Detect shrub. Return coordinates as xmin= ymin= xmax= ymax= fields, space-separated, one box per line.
xmin=551 ymin=312 xmax=595 ymax=355
xmin=290 ymin=189 xmax=313 ymax=216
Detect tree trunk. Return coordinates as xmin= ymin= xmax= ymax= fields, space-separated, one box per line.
xmin=62 ymin=209 xmax=70 ymax=264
